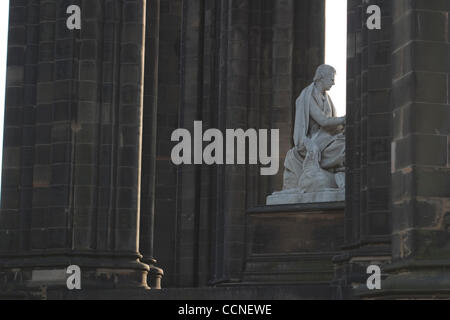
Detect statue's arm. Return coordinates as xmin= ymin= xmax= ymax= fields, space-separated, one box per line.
xmin=309 ymin=102 xmax=345 ymax=128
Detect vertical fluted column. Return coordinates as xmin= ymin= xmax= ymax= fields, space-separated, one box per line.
xmin=140 ymin=0 xmax=161 ymax=282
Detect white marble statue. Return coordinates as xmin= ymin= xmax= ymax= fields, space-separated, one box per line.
xmin=267 ymin=64 xmax=346 ymax=205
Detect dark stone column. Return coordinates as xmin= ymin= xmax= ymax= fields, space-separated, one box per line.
xmin=0 ymin=0 xmax=149 ymax=292
xmin=333 ymin=0 xmax=393 ymax=299
xmin=375 ymin=0 xmax=450 ymax=298
xmin=147 ymin=0 xmax=325 ymax=288
xmin=140 ymin=0 xmax=163 ymax=287
xmin=215 ymin=0 xmax=326 ymax=285
xmin=150 ymin=0 xmax=183 ymax=288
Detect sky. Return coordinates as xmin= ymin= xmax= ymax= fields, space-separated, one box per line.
xmin=325 ymin=0 xmax=348 ymax=116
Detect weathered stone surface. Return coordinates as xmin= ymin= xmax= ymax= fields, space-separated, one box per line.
xmin=0 ymin=0 xmax=151 ymax=291
xmin=333 ymin=0 xmax=394 ymax=299
xmin=361 ymin=0 xmax=450 ymax=299
xmin=2 ymin=0 xmax=450 ymax=300
xmin=244 ymin=203 xmax=344 ymax=285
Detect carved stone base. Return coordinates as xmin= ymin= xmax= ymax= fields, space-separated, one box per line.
xmin=0 ymin=251 xmax=150 ymax=295
xmin=267 ymin=189 xmax=345 ymax=205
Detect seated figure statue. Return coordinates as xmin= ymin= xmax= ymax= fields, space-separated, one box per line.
xmin=267 ymin=64 xmax=346 ymax=205
xmin=298 ymin=137 xmax=339 ymax=193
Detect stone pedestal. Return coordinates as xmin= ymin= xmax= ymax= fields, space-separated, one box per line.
xmin=242 ymin=202 xmax=344 ymax=285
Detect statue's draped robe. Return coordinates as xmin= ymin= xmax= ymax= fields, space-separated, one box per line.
xmin=283 ymin=84 xmax=345 ymax=190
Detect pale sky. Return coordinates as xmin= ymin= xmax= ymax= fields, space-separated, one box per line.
xmin=325 ymin=0 xmax=348 ymax=116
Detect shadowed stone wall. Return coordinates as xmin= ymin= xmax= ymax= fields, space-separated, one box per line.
xmin=380 ymin=0 xmax=450 ymax=298
xmin=0 ymin=0 xmax=150 ymax=290
xmin=335 ymin=0 xmax=450 ymax=299
xmin=147 ymin=0 xmax=325 ymax=288
xmin=333 ymin=0 xmax=393 ymax=299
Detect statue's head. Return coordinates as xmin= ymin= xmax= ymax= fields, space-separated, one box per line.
xmin=314 ymin=64 xmax=336 ymax=91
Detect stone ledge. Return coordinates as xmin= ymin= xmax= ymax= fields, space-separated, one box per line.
xmin=43 ymin=285 xmax=334 ymax=300
xmin=267 ymin=190 xmax=345 ymax=206
xmin=248 ymin=201 xmax=345 ymax=214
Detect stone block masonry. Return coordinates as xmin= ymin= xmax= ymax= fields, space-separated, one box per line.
xmin=0 ymin=0 xmax=151 ymax=291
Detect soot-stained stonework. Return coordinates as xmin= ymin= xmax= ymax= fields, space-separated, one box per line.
xmin=0 ymin=0 xmax=150 ymax=292
xmin=1 ymin=0 xmax=449 ymax=300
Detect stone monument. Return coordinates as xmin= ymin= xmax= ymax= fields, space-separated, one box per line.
xmin=267 ymin=64 xmax=346 ymax=205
